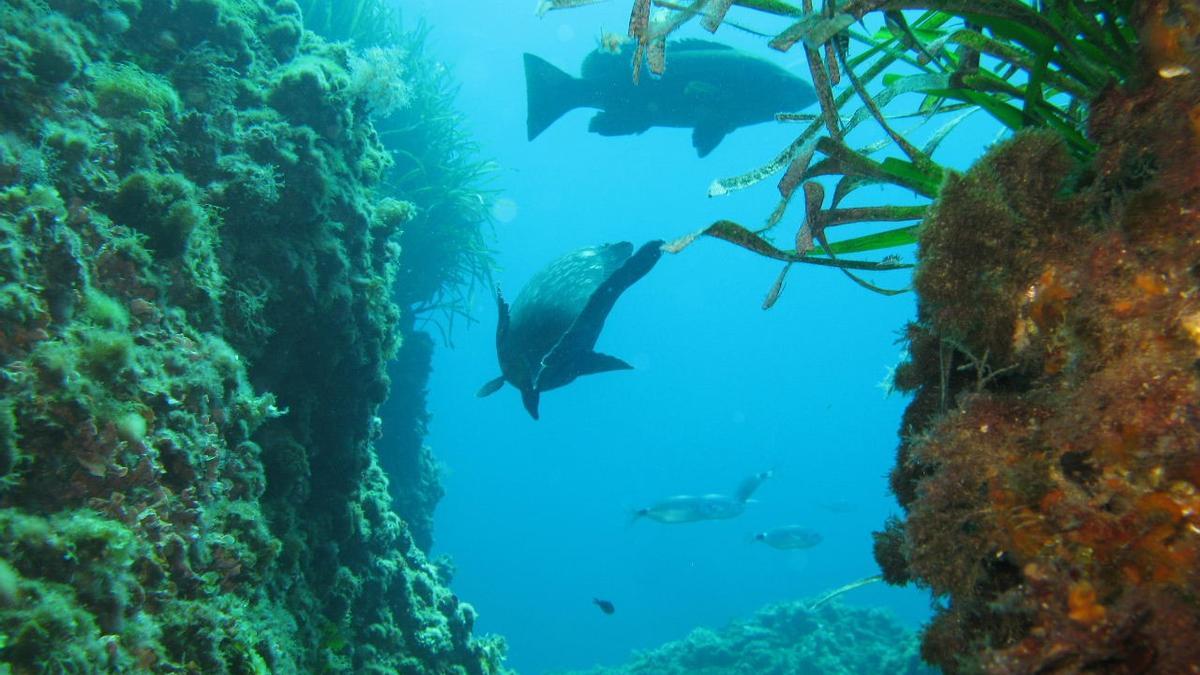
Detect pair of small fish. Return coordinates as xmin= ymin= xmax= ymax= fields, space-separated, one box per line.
xmin=632 ymin=471 xmax=823 ymax=549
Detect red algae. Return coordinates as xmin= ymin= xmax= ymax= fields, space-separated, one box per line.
xmin=874 ymin=5 xmax=1200 ymax=672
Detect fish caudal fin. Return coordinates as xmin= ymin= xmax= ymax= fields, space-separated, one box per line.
xmin=521 ymin=388 xmax=541 ymax=420
xmin=476 ymin=376 xmax=505 ymax=398
xmin=524 ymin=53 xmax=586 ymax=141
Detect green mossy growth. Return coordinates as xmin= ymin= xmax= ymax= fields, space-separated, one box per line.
xmin=264 ymin=11 xmax=303 ymax=63
xmin=28 ymin=15 xmax=86 ymax=86
xmin=0 ymin=510 xmax=151 ymax=669
xmin=110 ymin=171 xmax=205 ymax=258
xmin=267 ymin=56 xmax=350 ymax=136
xmin=44 ymin=122 xmax=93 ymax=169
xmin=1 ymin=0 xmax=507 ymax=671
xmin=83 ymin=288 xmax=130 ymax=330
xmin=0 ymin=557 xmax=17 ymax=607
xmin=91 ymin=62 xmax=181 ymax=120
xmin=0 ymin=399 xmax=19 ymax=480
xmin=373 ymin=197 xmax=415 ymax=234
xmin=113 ymin=411 xmax=146 ymax=444
xmin=30 ymin=339 xmax=78 ymax=388
xmin=0 ymin=284 xmax=43 ymax=335
xmin=80 ymin=328 xmax=135 ymax=382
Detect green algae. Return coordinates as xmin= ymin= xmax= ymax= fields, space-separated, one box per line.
xmin=0 ymin=0 xmax=506 ymax=672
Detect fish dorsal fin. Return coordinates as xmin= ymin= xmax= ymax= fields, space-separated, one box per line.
xmin=670 ymin=39 xmax=734 ymax=52
xmin=544 ymin=240 xmax=664 ymax=374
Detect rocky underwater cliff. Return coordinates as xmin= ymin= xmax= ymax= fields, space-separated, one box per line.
xmin=874 ymin=3 xmax=1200 ymax=672
xmin=0 ymin=0 xmax=503 ymax=671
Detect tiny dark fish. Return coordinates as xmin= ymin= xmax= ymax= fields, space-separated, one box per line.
xmin=477 ymin=240 xmax=663 ymax=419
xmin=524 ymin=39 xmax=815 ymax=157
xmin=593 ymin=598 xmax=615 ymax=615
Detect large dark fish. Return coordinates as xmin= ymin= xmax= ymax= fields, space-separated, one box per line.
xmin=477 ymin=240 xmax=663 ymax=419
xmin=523 ymin=39 xmax=815 ymax=157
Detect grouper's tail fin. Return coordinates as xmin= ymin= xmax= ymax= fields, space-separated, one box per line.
xmin=524 ymin=53 xmax=586 ymax=141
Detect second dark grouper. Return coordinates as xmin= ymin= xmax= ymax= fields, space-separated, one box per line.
xmin=524 ymin=39 xmax=815 ymax=157
xmin=477 ymin=240 xmax=663 ymax=419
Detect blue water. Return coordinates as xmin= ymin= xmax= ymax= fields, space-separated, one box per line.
xmin=400 ymin=3 xmax=990 ymax=673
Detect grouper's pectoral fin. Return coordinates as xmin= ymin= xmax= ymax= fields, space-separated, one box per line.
xmin=476 ymin=376 xmax=505 ymax=398
xmin=521 ymin=388 xmax=541 ymax=420
xmin=576 ymin=352 xmax=633 ymax=376
xmin=589 ymin=111 xmax=652 ymax=136
xmin=692 ymin=123 xmax=730 ymax=157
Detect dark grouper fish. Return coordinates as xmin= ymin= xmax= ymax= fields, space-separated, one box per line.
xmin=524 ymin=39 xmax=815 ymax=157
xmin=477 ymin=240 xmax=664 ymax=419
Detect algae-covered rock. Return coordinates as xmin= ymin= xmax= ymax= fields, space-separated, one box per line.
xmin=0 ymin=0 xmax=505 ymax=672
xmin=566 ymin=600 xmax=932 ymax=675
xmin=878 ymin=9 xmax=1200 ymax=672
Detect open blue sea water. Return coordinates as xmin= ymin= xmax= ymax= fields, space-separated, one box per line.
xmin=400 ymin=3 xmax=997 ymax=672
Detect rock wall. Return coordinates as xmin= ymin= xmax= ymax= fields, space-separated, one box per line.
xmin=874 ymin=6 xmax=1200 ymax=671
xmin=0 ymin=0 xmax=503 ymax=671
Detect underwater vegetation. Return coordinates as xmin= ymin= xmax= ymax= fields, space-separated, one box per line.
xmin=876 ymin=5 xmax=1200 ymax=671
xmin=0 ymin=0 xmax=503 ymax=671
xmin=556 ymin=0 xmax=1200 ymax=672
xmin=373 ymin=24 xmax=498 ymax=342
xmin=563 ymin=598 xmax=932 ymax=675
xmin=295 ymin=0 xmax=498 ymax=552
xmin=297 ymin=0 xmax=498 ymax=337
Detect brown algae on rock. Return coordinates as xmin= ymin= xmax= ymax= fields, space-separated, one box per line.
xmin=877 ymin=13 xmax=1200 ymax=672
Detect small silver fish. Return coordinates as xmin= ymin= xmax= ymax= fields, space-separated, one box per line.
xmin=634 ymin=494 xmax=747 ymax=524
xmin=753 ymin=525 xmax=823 ymax=550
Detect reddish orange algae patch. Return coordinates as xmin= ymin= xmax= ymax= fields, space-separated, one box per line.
xmin=873 ymin=5 xmax=1200 ymax=673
